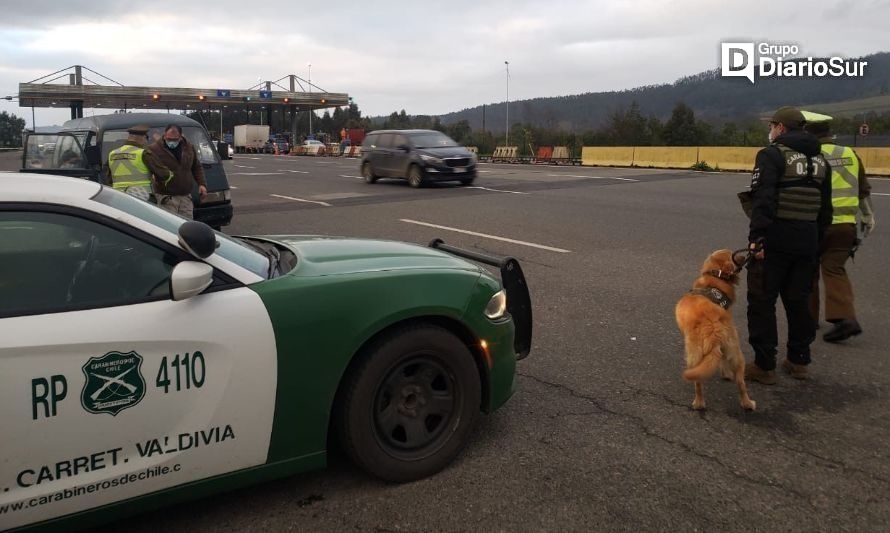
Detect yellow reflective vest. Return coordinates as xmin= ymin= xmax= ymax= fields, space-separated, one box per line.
xmin=820 ymin=143 xmax=860 ymax=224
xmin=108 ymin=144 xmax=152 ymax=190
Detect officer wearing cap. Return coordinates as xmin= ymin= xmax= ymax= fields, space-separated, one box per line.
xmin=804 ymin=112 xmax=875 ymax=342
xmin=743 ymin=106 xmax=833 ymax=384
xmin=105 ymin=125 xmax=173 ymax=203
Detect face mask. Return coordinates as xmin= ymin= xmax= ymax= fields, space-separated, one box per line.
xmin=165 ymin=140 xmax=180 ymax=149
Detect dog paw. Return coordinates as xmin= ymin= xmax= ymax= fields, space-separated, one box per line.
xmin=692 ymin=400 xmax=706 ymax=410
xmin=742 ymin=399 xmax=757 ymax=411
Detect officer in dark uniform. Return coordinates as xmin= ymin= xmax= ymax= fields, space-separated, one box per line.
xmin=743 ymin=107 xmax=833 ymax=383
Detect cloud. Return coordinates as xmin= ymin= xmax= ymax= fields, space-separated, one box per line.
xmin=1 ymin=0 xmax=887 ymax=126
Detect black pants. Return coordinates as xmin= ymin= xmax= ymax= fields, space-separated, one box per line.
xmin=747 ymin=250 xmax=819 ymax=370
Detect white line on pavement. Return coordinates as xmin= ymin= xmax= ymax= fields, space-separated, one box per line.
xmin=547 ymin=173 xmax=639 ymax=182
xmin=230 ymin=186 xmax=238 ymax=189
xmin=872 ymin=192 xmax=890 ymax=196
xmin=283 ymin=170 xmax=309 ymax=174
xmin=233 ymin=164 xmax=255 ymax=168
xmin=465 ymin=186 xmax=528 ymax=195
xmin=340 ymin=175 xmax=364 ymax=179
xmin=270 ymin=194 xmax=332 ymax=206
xmin=400 ymin=219 xmax=571 ymax=253
xmin=231 ymin=172 xmax=284 ymax=176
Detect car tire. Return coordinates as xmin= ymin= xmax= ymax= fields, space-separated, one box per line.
xmin=407 ymin=165 xmax=425 ymax=188
xmin=336 ymin=324 xmax=481 ymax=482
xmin=459 ymin=177 xmax=475 ymax=186
xmin=362 ymin=162 xmax=378 ymax=184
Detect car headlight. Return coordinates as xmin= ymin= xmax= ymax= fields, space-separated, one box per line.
xmin=420 ymin=154 xmax=444 ymax=165
xmin=484 ymin=289 xmax=507 ymax=319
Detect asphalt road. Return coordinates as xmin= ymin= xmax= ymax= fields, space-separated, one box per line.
xmin=12 ymin=152 xmax=890 ymax=531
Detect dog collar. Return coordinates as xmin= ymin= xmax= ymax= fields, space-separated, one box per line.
xmin=705 ymin=269 xmax=736 ymax=281
xmin=689 ymin=287 xmax=732 ymax=309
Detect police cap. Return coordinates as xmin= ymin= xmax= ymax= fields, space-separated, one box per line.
xmin=127 ymin=124 xmax=150 ymax=135
xmin=800 ymin=110 xmax=833 ymax=123
xmin=769 ymin=107 xmax=806 ymax=129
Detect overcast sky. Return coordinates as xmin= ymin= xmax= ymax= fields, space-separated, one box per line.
xmin=1 ymin=0 xmax=887 ymax=127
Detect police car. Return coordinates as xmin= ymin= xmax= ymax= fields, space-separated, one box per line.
xmin=0 ymin=173 xmax=531 ymax=531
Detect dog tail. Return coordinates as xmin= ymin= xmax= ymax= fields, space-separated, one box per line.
xmin=682 ymin=351 xmax=722 ymax=382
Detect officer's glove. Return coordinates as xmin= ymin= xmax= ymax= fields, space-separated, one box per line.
xmin=860 ymin=197 xmax=876 ymax=238
xmin=861 ymin=214 xmax=875 ymax=238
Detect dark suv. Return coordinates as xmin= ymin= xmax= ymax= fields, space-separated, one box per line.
xmin=360 ymin=130 xmax=476 ymax=187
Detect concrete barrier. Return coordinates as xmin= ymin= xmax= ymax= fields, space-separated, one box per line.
xmin=582 ymin=146 xmax=634 ymax=166
xmin=552 ymin=146 xmax=570 ymax=160
xmin=535 ymin=146 xmax=553 ymax=163
xmin=858 ymin=147 xmax=890 ymax=175
xmin=697 ymin=147 xmax=759 ymax=171
xmin=633 ymin=147 xmax=698 ymax=168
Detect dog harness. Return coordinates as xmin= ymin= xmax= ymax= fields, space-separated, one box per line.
xmin=688 ymin=287 xmax=732 ymax=309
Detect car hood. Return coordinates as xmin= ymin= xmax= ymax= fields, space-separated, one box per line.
xmin=415 ymin=146 xmax=473 ymax=158
xmin=255 ymin=235 xmax=484 ymax=277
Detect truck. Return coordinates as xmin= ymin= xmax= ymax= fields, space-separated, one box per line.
xmin=234 ymin=124 xmax=271 ymax=153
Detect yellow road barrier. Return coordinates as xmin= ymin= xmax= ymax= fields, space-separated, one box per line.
xmin=582 ymin=146 xmax=634 ymax=166
xmin=858 ymin=147 xmax=890 ymax=175
xmin=632 ymin=147 xmax=699 ymax=168
xmin=697 ymin=147 xmax=760 ymax=171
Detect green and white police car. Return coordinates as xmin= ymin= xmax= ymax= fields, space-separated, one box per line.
xmin=0 ymin=173 xmax=531 ymax=532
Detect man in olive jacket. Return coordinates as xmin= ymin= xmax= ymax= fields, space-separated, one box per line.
xmin=148 ymin=124 xmax=208 ymax=219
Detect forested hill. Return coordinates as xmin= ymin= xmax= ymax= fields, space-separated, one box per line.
xmin=439 ymin=52 xmax=890 ymax=131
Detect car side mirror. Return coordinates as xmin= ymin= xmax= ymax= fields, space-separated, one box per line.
xmin=84 ymin=145 xmax=100 ymax=166
xmin=397 ymin=144 xmax=411 ymax=152
xmin=170 ymin=261 xmax=214 ymax=301
xmin=216 ymin=141 xmax=231 ymax=160
xmin=177 ymin=220 xmax=218 ymax=259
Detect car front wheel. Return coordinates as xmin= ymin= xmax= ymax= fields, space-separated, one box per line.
xmin=407 ymin=165 xmax=425 ymax=188
xmin=336 ymin=324 xmax=481 ymax=482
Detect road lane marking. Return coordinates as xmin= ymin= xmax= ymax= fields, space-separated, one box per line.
xmin=231 ymin=172 xmax=284 ymax=176
xmin=400 ymin=219 xmax=571 ymax=253
xmin=340 ymin=175 xmax=364 ymax=179
xmin=283 ymin=169 xmax=309 ymax=174
xmin=872 ymin=192 xmax=890 ymax=196
xmin=547 ymin=173 xmax=638 ymax=182
xmin=465 ymin=186 xmax=528 ymax=195
xmin=230 ymin=186 xmax=238 ymax=189
xmin=233 ymin=164 xmax=255 ymax=169
xmin=270 ymin=194 xmax=332 ymax=207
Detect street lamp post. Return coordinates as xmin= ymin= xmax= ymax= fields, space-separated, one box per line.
xmin=308 ymin=63 xmax=312 ymax=138
xmin=505 ymin=60 xmax=509 ymax=147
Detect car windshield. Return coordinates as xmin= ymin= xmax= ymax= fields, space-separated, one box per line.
xmin=409 ymin=132 xmax=458 ymax=148
xmin=92 ymin=187 xmax=270 ymax=279
xmin=101 ymin=126 xmax=220 ymax=165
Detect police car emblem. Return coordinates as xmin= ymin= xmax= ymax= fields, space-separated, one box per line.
xmin=81 ymin=351 xmax=146 ymax=415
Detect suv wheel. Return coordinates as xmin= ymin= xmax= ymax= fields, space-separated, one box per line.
xmin=362 ymin=162 xmax=378 ymax=184
xmin=408 ymin=165 xmax=425 ymax=188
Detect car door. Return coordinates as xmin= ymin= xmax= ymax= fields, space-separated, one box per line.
xmin=389 ymin=133 xmax=412 ymax=178
xmin=374 ymin=133 xmax=396 ymax=177
xmin=0 ymin=206 xmax=277 ymax=531
xmin=21 ymin=133 xmax=96 ymax=180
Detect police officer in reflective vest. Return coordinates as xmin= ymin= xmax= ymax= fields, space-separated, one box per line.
xmin=804 ymin=114 xmax=875 ymax=342
xmin=743 ymin=107 xmax=833 ymax=383
xmin=106 ymin=125 xmax=172 ymax=203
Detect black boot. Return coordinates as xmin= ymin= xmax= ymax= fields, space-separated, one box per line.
xmin=823 ymin=319 xmax=862 ymax=343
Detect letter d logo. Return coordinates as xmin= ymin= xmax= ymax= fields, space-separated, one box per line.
xmin=721 ymin=43 xmax=755 ymax=84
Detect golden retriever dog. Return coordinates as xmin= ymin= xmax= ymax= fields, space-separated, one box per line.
xmin=675 ymin=249 xmax=755 ymax=411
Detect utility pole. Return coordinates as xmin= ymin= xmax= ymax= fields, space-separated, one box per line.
xmin=505 ymin=60 xmax=510 ymax=147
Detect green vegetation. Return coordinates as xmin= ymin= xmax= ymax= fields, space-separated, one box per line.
xmin=0 ymin=111 xmax=26 ymax=147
